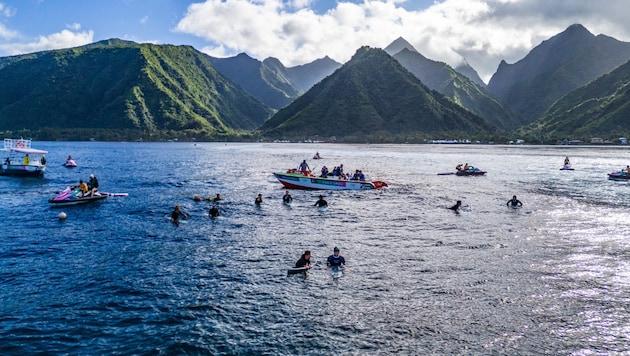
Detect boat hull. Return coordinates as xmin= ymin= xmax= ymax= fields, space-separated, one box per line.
xmin=273 ymin=172 xmax=387 ymax=190
xmin=49 ymin=193 xmax=107 ymax=206
xmin=0 ymin=164 xmax=45 ymax=177
xmin=608 ymin=172 xmax=630 ymax=181
xmin=455 ymin=170 xmax=486 ymax=176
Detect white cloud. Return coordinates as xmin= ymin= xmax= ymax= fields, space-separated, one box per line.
xmin=0 ymin=28 xmax=94 ymax=55
xmin=175 ymin=0 xmax=630 ymax=82
xmin=0 ymin=2 xmax=17 ymax=18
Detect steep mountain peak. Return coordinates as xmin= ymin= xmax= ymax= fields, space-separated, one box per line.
xmin=487 ymin=23 xmax=630 ymax=124
xmin=384 ymin=37 xmax=418 ymax=56
xmin=261 ymin=44 xmax=496 ymax=141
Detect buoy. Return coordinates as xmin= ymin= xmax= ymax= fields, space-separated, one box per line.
xmin=58 ymin=212 xmax=67 ymax=220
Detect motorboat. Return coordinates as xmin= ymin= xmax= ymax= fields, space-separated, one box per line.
xmin=273 ymin=169 xmax=387 ymax=190
xmin=0 ymin=138 xmax=48 ymax=177
xmin=608 ymin=170 xmax=630 ymax=181
xmin=49 ymin=187 xmax=107 ymax=206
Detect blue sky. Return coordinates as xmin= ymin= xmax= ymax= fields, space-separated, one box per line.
xmin=1 ymin=0 xmax=629 ymax=82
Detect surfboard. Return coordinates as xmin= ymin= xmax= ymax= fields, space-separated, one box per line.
xmin=287 ymin=267 xmax=309 ymax=275
xmin=317 ymin=206 xmax=327 ymax=212
xmin=329 ymin=266 xmax=344 ymax=278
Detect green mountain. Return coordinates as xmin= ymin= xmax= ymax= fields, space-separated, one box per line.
xmin=487 ymin=24 xmax=630 ymax=124
xmin=525 ymin=59 xmax=630 ymax=142
xmin=0 ymin=39 xmax=273 ymax=139
xmin=390 ymin=46 xmax=518 ymax=130
xmin=287 ymin=56 xmax=342 ymax=93
xmin=207 ymin=53 xmax=299 ymax=109
xmin=207 ymin=53 xmax=340 ymax=109
xmin=260 ymin=46 xmax=498 ymax=142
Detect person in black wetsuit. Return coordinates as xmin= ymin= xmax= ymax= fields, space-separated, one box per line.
xmin=327 ymin=247 xmax=345 ymax=267
xmin=283 ymin=190 xmax=293 ymax=204
xmin=209 ymin=204 xmax=220 ymax=217
xmin=314 ymin=195 xmax=328 ymax=207
xmin=506 ymin=195 xmax=523 ymax=208
xmin=448 ymin=200 xmax=462 ymax=211
xmin=170 ymin=205 xmax=188 ymax=223
xmin=295 ymin=250 xmax=312 ymax=269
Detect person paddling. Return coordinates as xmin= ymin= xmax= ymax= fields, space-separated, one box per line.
xmin=448 ymin=200 xmax=462 ymax=211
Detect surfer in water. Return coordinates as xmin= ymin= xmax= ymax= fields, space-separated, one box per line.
xmin=170 ymin=205 xmax=188 ymax=223
xmin=448 ymin=200 xmax=462 ymax=211
xmin=294 ymin=250 xmax=312 ymax=269
xmin=209 ymin=204 xmax=220 ymax=217
xmin=327 ymin=247 xmax=345 ymax=267
xmin=283 ymin=190 xmax=293 ymax=204
xmin=314 ymin=195 xmax=328 ymax=207
xmin=506 ymin=195 xmax=523 ymax=208
xmin=255 ymin=194 xmax=263 ymax=206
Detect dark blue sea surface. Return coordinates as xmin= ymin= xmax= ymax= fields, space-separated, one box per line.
xmin=1 ymin=142 xmax=630 ymax=354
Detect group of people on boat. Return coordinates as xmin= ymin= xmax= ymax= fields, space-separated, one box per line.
xmin=72 ymin=173 xmax=99 ymax=197
xmin=293 ymin=246 xmax=346 ymax=271
xmin=318 ymin=164 xmax=366 ymax=181
xmin=455 ymin=163 xmax=478 ymax=172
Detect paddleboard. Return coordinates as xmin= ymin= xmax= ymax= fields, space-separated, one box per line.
xmin=287 ymin=267 xmax=309 ymax=275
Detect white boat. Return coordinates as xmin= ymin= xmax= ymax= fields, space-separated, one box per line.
xmin=273 ymin=169 xmax=388 ymax=190
xmin=1 ymin=138 xmax=48 ymax=178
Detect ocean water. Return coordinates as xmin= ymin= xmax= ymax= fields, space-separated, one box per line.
xmin=1 ymin=142 xmax=629 ymax=355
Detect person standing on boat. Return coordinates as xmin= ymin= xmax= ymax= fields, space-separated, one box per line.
xmin=209 ymin=204 xmax=220 ymax=217
xmin=295 ymin=250 xmax=312 ymax=269
xmin=40 ymin=155 xmax=46 ymax=165
xmin=314 ymin=195 xmax=328 ymax=208
xmin=327 ymin=247 xmax=345 ymax=267
xmin=88 ymin=174 xmax=99 ymax=196
xmin=171 ymin=205 xmax=188 ymax=223
xmin=255 ymin=194 xmax=263 ymax=206
xmin=283 ymin=191 xmax=293 ymax=204
xmin=298 ymin=160 xmax=310 ymax=173
xmin=23 ymin=154 xmax=29 ymax=165
xmin=320 ymin=165 xmax=329 ymax=177
xmin=506 ymin=195 xmax=523 ymax=208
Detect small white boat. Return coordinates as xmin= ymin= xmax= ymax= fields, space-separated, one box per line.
xmin=273 ymin=169 xmax=387 ymax=190
xmin=1 ymin=138 xmax=48 ymax=178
